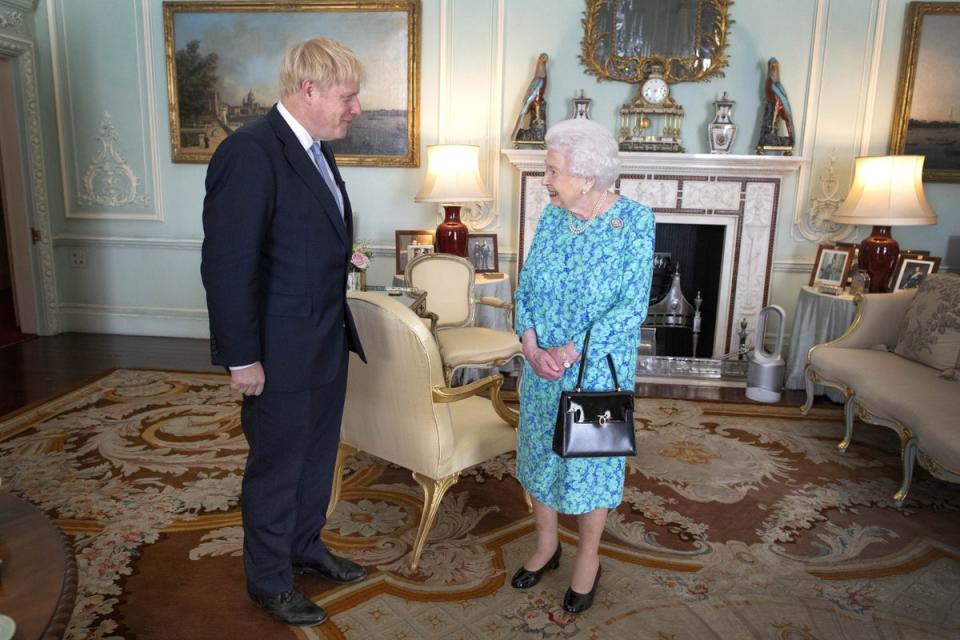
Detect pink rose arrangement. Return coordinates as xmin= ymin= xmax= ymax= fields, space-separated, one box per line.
xmin=349 ymin=242 xmax=372 ymax=273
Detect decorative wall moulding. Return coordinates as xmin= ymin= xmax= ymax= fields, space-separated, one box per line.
xmin=796 ymin=155 xmax=855 ymax=243
xmin=0 ymin=10 xmax=24 ymax=31
xmin=77 ymin=113 xmax=150 ymax=209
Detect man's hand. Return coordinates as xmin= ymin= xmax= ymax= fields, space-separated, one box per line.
xmin=231 ymin=362 xmax=265 ymax=396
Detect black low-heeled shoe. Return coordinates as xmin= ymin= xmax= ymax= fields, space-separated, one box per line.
xmin=510 ymin=543 xmax=562 ymax=589
xmin=563 ymin=565 xmax=602 ymax=613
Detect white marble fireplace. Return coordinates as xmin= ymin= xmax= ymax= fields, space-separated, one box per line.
xmin=503 ymin=150 xmax=803 ymax=356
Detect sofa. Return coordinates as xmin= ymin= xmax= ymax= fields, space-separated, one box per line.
xmin=802 ymin=273 xmax=960 ymax=506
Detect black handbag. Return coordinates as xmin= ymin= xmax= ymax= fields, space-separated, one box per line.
xmin=553 ymin=329 xmax=637 ymax=458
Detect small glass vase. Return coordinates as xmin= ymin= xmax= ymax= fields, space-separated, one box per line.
xmin=346 ymin=270 xmax=367 ymax=292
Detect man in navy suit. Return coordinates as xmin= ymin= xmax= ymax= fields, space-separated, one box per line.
xmin=201 ymin=38 xmax=367 ymax=627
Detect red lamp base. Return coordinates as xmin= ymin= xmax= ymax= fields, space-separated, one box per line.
xmin=435 ymin=205 xmax=468 ymax=257
xmin=859 ymin=225 xmax=899 ymax=293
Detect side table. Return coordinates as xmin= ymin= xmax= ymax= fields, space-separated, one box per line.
xmin=784 ymin=286 xmax=857 ymax=403
xmin=0 ymin=492 xmax=77 ymax=639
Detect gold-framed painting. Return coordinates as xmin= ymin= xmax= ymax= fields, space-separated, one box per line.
xmin=889 ymin=2 xmax=960 ymax=182
xmin=162 ymin=0 xmax=420 ymax=167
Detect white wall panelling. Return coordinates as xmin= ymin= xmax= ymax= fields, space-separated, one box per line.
xmin=47 ymin=0 xmax=161 ymax=219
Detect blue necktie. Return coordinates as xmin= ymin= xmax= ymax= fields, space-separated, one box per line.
xmin=309 ymin=142 xmax=344 ymax=217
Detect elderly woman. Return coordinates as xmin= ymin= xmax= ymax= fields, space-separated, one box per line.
xmin=512 ymin=118 xmax=654 ymax=613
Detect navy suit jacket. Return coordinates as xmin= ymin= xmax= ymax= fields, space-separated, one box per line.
xmin=201 ymin=105 xmax=365 ymax=392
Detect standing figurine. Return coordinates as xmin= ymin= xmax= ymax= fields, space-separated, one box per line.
xmin=756 ymin=57 xmax=795 ymax=154
xmin=512 ymin=53 xmax=549 ymax=147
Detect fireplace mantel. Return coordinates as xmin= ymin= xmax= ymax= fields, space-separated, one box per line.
xmin=502 ymin=149 xmax=804 ymax=177
xmin=502 ymin=149 xmax=804 ymax=356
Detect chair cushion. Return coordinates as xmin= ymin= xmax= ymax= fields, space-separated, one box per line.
xmin=894 ymin=273 xmax=960 ymax=371
xmin=437 ymin=327 xmax=523 ymax=369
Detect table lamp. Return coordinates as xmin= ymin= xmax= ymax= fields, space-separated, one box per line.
xmin=415 ymin=144 xmax=492 ymax=257
xmin=831 ymin=155 xmax=937 ymax=292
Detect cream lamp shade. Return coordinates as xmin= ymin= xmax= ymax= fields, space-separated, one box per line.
xmin=831 ymin=155 xmax=937 ymax=292
xmin=832 ymin=155 xmax=937 ymax=226
xmin=415 ymin=145 xmax=492 ymax=203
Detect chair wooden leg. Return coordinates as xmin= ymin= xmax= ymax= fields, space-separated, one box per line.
xmin=801 ymin=366 xmax=816 ymax=415
xmin=409 ymin=471 xmax=460 ymax=571
xmin=326 ymin=442 xmax=358 ymax=518
xmin=839 ymin=395 xmax=857 ymax=453
xmin=491 ymin=381 xmax=519 ymax=428
xmin=894 ymin=435 xmax=918 ymax=508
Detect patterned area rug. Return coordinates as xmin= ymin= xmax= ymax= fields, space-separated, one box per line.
xmin=1 ymin=369 xmax=958 ymax=639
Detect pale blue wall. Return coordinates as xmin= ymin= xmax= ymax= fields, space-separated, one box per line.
xmin=4 ymin=0 xmax=958 ymax=339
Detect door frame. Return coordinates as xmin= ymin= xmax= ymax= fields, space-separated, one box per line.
xmin=0 ymin=31 xmax=59 ymax=335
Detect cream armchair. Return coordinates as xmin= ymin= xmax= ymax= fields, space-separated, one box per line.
xmin=329 ymin=291 xmax=520 ymax=570
xmin=404 ymin=253 xmax=524 ymax=385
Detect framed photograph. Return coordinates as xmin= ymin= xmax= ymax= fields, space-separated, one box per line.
xmin=809 ymin=244 xmax=855 ymax=288
xmin=889 ymin=2 xmax=960 ymax=182
xmin=834 ymin=242 xmax=860 ymax=285
xmin=162 ymin=0 xmax=420 ymax=167
xmin=395 ymin=229 xmax=434 ymax=274
xmin=466 ymin=234 xmax=499 ymax=273
xmin=891 ymin=255 xmax=941 ymax=291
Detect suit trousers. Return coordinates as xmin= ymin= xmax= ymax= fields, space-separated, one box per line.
xmin=240 ymin=348 xmax=349 ymax=598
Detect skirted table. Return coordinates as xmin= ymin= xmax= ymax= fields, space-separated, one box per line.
xmin=784 ymin=286 xmax=857 ymax=403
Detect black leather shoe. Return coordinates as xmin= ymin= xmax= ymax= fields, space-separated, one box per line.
xmin=563 ymin=565 xmax=602 ymax=614
xmin=294 ymin=552 xmax=367 ymax=585
xmin=250 ymin=589 xmax=327 ymax=626
xmin=510 ymin=543 xmax=561 ymax=589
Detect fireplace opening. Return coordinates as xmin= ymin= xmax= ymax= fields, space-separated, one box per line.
xmin=647 ymin=223 xmax=726 ymax=358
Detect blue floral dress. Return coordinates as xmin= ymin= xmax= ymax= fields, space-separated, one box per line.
xmin=514 ymin=197 xmax=655 ymax=514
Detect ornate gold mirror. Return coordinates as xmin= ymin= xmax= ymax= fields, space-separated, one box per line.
xmin=581 ymin=0 xmax=733 ymax=84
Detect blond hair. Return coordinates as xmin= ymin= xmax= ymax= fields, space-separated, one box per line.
xmin=278 ymin=38 xmax=365 ymax=97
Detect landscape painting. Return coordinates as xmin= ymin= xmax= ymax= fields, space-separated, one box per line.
xmin=162 ymin=1 xmax=420 ymax=167
xmin=890 ymin=3 xmax=960 ymax=182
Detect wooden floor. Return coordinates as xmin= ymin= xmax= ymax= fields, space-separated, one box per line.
xmin=0 ymin=333 xmax=825 ymax=418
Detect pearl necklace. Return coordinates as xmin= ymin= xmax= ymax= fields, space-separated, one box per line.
xmin=567 ymin=192 xmax=607 ymax=234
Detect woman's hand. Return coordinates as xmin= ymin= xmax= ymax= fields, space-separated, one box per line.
xmin=547 ymin=341 xmax=581 ymax=372
xmin=521 ymin=328 xmax=564 ymax=381
xmin=521 ymin=330 xmax=582 ymax=381
xmin=528 ymin=347 xmax=565 ymax=380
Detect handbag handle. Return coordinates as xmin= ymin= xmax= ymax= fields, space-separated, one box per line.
xmin=574 ymin=329 xmax=621 ymax=392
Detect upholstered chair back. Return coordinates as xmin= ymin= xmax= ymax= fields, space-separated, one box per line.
xmin=341 ymin=292 xmax=456 ymax=478
xmin=404 ymin=253 xmax=476 ymax=329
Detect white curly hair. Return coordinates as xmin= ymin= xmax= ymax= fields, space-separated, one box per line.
xmin=544 ymin=119 xmax=620 ymax=190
